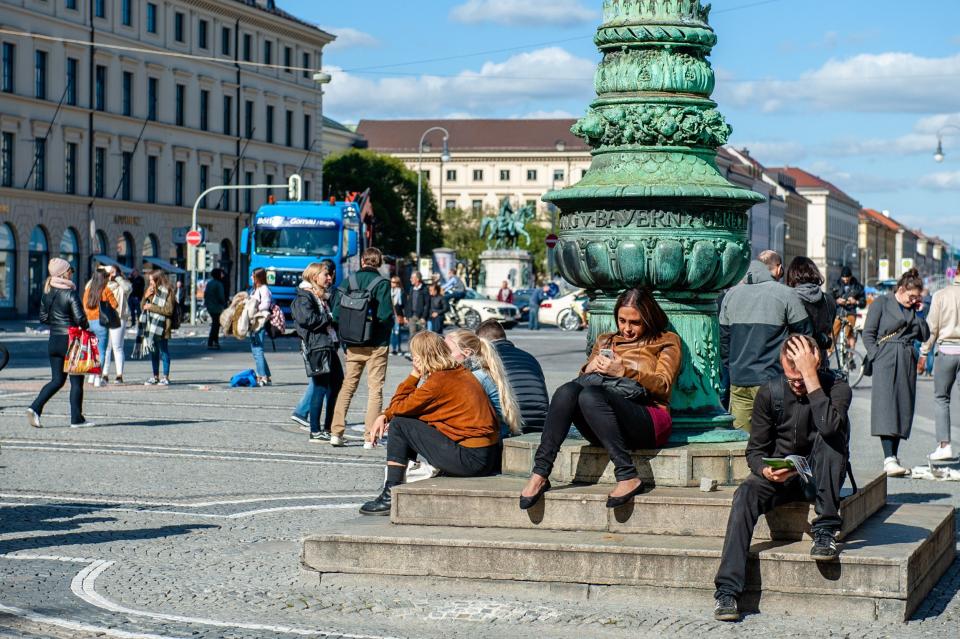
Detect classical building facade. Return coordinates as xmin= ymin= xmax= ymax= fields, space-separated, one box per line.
xmin=859 ymin=208 xmax=900 ymax=282
xmin=356 ymin=119 xmax=592 ymax=221
xmin=0 ymin=0 xmax=360 ymax=317
xmin=769 ymin=167 xmax=861 ymax=286
xmin=762 ymin=168 xmax=809 ymax=269
xmin=717 ymin=147 xmax=788 ymax=260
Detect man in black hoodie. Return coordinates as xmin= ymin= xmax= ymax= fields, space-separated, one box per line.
xmin=713 ymin=335 xmax=852 ymax=622
xmin=831 ymin=265 xmax=865 ymax=353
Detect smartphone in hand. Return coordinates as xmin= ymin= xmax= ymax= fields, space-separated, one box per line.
xmin=599 ymin=348 xmax=614 ymax=359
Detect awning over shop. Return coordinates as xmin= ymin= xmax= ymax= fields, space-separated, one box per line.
xmin=143 ymin=257 xmax=186 ymax=275
xmin=92 ymin=254 xmax=133 ymax=276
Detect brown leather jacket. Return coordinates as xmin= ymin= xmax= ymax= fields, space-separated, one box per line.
xmin=583 ymin=331 xmax=683 ymax=409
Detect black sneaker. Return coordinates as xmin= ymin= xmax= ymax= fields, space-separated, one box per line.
xmin=713 ymin=594 xmax=739 ymax=622
xmin=811 ymin=529 xmax=839 ymax=561
xmin=309 ymin=431 xmax=332 ymax=442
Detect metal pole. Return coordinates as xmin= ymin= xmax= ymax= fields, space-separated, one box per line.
xmin=415 ymin=126 xmax=450 ymax=265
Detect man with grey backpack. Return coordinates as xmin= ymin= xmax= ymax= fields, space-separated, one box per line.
xmin=330 ymin=247 xmax=393 ymax=448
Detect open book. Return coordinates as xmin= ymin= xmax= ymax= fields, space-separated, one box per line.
xmin=762 ymin=455 xmax=813 ymax=483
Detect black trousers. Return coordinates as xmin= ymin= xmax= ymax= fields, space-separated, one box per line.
xmin=208 ymin=312 xmax=221 ymax=347
xmin=533 ymin=380 xmax=655 ymax=482
xmin=714 ymin=432 xmax=847 ymax=598
xmin=387 ymin=417 xmax=498 ymax=477
xmin=30 ymin=334 xmax=84 ymax=424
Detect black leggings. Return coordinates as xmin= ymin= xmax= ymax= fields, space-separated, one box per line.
xmin=387 ymin=417 xmax=498 ymax=477
xmin=880 ymin=435 xmax=901 ymax=458
xmin=533 ymin=380 xmax=656 ymax=482
xmin=208 ymin=312 xmax=221 ymax=347
xmin=30 ymin=334 xmax=85 ymax=424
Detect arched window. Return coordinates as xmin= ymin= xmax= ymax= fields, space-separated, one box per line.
xmin=0 ymin=223 xmax=15 ymax=309
xmin=60 ymin=228 xmax=80 ymax=284
xmin=28 ymin=225 xmax=50 ymax=317
xmin=117 ymin=232 xmax=135 ymax=268
xmin=95 ymin=230 xmax=108 ymax=256
xmin=142 ymin=233 xmax=159 ymax=259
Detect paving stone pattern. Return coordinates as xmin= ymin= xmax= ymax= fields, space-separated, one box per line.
xmin=0 ymin=327 xmax=957 ymax=638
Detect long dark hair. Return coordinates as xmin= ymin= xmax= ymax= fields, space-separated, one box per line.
xmin=85 ymin=270 xmax=109 ymax=309
xmin=613 ymin=287 xmax=669 ymax=337
xmin=897 ymin=267 xmax=922 ymax=292
xmin=786 ymin=256 xmax=824 ymax=288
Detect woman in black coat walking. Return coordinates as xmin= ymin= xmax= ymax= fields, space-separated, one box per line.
xmin=427 ymin=282 xmax=449 ymax=335
xmin=27 ymin=258 xmax=93 ymax=428
xmin=786 ymin=257 xmax=836 ymax=366
xmin=862 ymin=268 xmax=930 ymax=477
xmin=291 ymin=262 xmax=343 ymax=442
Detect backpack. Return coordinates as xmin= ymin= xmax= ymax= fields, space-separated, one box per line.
xmin=170 ymin=301 xmax=182 ymax=330
xmin=267 ymin=304 xmax=286 ymax=338
xmin=769 ymin=375 xmax=857 ymax=494
xmin=337 ymin=274 xmax=387 ymax=345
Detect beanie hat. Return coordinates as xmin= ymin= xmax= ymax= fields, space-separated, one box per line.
xmin=48 ymin=257 xmax=72 ymax=278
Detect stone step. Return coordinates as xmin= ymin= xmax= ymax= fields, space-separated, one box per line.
xmin=501 ymin=433 xmax=750 ymax=486
xmin=302 ymin=503 xmax=956 ymax=622
xmin=391 ymin=472 xmax=887 ymax=541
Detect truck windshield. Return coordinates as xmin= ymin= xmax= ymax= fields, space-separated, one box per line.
xmin=255 ymin=227 xmax=339 ymax=256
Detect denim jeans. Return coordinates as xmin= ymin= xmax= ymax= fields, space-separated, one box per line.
xmin=150 ymin=338 xmax=170 ymax=377
xmin=390 ymin=322 xmax=403 ymax=353
xmin=89 ymin=318 xmax=108 ymax=369
xmin=294 ymin=384 xmax=314 ymax=419
xmin=249 ymin=327 xmax=271 ymax=378
xmin=310 ymin=354 xmax=343 ymax=434
xmin=528 ymin=306 xmax=540 ymax=330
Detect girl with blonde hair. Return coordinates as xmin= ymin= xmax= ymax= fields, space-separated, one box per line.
xmin=291 ymin=262 xmax=343 ymax=442
xmin=445 ymin=328 xmax=521 ymax=437
xmin=359 ymin=331 xmax=500 ymax=515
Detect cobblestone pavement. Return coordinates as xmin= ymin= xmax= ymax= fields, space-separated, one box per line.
xmin=0 ymin=325 xmax=957 ymax=638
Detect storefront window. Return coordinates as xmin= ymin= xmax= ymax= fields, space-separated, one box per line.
xmin=0 ymin=223 xmax=15 ymax=309
xmin=59 ymin=227 xmax=80 ymax=284
xmin=117 ymin=232 xmax=135 ymax=269
xmin=28 ymin=225 xmax=49 ymax=317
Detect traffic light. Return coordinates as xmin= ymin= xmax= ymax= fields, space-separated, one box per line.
xmin=288 ymin=174 xmax=303 ymax=202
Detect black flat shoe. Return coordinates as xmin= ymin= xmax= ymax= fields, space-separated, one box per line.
xmin=606 ymin=482 xmax=644 ymax=508
xmin=519 ymin=479 xmax=551 ymax=510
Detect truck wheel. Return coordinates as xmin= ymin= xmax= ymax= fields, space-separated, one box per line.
xmin=463 ymin=309 xmax=481 ymax=331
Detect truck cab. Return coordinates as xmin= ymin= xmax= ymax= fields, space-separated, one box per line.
xmin=240 ymin=200 xmax=361 ymax=311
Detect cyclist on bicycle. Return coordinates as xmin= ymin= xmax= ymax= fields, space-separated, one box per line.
xmin=831 ymin=266 xmax=865 ymax=353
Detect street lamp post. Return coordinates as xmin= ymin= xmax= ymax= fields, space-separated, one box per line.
xmin=933 ymin=124 xmax=960 ymax=162
xmin=416 ymin=126 xmax=450 ymax=262
xmin=312 ymin=72 xmax=332 ymax=199
xmin=774 ymin=221 xmax=790 ymax=256
xmin=842 ymin=241 xmax=857 ymax=273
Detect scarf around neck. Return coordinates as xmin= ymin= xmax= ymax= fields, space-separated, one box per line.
xmin=49 ymin=277 xmax=76 ymax=290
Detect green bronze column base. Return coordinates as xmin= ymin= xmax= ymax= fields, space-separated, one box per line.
xmin=669 ymin=414 xmax=749 ymax=444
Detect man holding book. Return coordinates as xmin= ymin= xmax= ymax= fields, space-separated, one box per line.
xmin=713 ymin=335 xmax=853 ymax=622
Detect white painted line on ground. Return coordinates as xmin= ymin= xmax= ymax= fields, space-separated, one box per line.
xmin=1 ymin=445 xmax=379 ymax=468
xmin=0 ymin=601 xmax=182 ymax=639
xmin=0 ymin=492 xmax=373 ymax=507
xmin=0 ymin=501 xmax=363 ymax=519
xmin=71 ymin=559 xmax=402 ymax=639
xmin=0 ymin=553 xmax=99 ymax=563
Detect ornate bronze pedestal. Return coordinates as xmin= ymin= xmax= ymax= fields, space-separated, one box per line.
xmin=545 ymin=0 xmax=764 ymax=442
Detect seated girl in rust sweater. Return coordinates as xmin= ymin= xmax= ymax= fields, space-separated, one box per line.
xmin=359 ymin=331 xmax=500 ymax=515
xmin=520 ymin=287 xmax=682 ymax=511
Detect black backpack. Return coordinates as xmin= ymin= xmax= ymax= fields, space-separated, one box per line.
xmin=769 ymin=375 xmax=857 ymax=494
xmin=337 ymin=274 xmax=387 ymax=345
xmin=170 ymin=300 xmax=182 ymax=330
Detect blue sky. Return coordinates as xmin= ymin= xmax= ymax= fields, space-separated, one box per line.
xmin=282 ymin=0 xmax=960 ymax=244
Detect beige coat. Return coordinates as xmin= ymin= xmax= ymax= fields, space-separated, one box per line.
xmin=922 ymin=280 xmax=960 ymax=354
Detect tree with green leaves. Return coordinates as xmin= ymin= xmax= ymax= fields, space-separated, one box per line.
xmin=322 ymin=149 xmax=441 ymax=257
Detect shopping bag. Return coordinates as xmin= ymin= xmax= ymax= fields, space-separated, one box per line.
xmin=64 ymin=327 xmax=101 ymax=376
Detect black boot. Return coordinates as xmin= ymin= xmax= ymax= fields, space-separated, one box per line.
xmin=360 ymin=482 xmax=396 ymax=515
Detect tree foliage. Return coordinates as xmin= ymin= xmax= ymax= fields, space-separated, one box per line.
xmin=322 ymin=149 xmax=441 ymax=257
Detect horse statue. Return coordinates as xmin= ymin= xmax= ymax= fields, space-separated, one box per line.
xmin=479 ymin=199 xmax=536 ymax=250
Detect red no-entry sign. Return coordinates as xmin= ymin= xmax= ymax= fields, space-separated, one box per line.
xmin=186 ymin=230 xmax=203 ymax=247
xmin=545 ymin=234 xmax=559 ymax=249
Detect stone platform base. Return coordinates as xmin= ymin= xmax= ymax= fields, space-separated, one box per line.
xmin=390 ymin=472 xmax=887 ymax=541
xmin=502 ymin=433 xmax=750 ymax=486
xmin=302 ymin=503 xmax=955 ymax=622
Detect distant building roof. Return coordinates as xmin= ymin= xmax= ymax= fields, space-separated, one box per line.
xmin=356 ymin=119 xmax=591 ymax=154
xmin=860 ymin=208 xmax=909 ymax=233
xmin=235 ymin=0 xmax=334 ymax=39
xmin=768 ymin=166 xmax=860 ymax=207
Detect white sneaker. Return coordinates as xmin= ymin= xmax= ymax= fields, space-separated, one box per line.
xmin=363 ymin=441 xmax=375 ymax=450
xmin=26 ymin=408 xmax=41 ymax=428
xmin=70 ymin=421 xmax=96 ymax=428
xmin=93 ymin=376 xmax=102 ymax=388
xmin=883 ymin=456 xmax=908 ymax=477
xmin=329 ymin=435 xmax=345 ymax=447
xmin=929 ymin=444 xmax=955 ymax=462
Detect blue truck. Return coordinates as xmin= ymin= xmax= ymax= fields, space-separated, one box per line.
xmin=240 ymin=199 xmax=364 ymax=311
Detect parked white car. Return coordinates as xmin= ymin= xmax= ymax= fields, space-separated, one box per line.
xmin=447 ymin=289 xmax=520 ymax=330
xmin=538 ymin=289 xmax=588 ymax=331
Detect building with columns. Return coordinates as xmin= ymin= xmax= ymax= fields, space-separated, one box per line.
xmin=0 ymin=0 xmax=361 ymax=317
xmin=356 ymin=119 xmax=592 ymax=221
xmin=717 ymin=147 xmax=789 ymax=261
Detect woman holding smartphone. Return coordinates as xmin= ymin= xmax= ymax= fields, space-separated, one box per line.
xmin=862 ymin=267 xmax=930 ymax=477
xmin=520 ymin=287 xmax=682 ymax=510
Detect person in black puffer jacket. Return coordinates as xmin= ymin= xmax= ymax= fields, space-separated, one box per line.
xmin=477 ymin=319 xmax=549 ymax=433
xmin=786 ymin=257 xmax=836 ymax=367
xmin=291 ymin=262 xmax=343 ymax=442
xmin=27 ymin=258 xmax=92 ymax=429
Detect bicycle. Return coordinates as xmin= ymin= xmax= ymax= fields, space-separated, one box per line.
xmin=831 ymin=315 xmax=864 ymax=388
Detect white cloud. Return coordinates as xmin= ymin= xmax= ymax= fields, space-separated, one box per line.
xmin=320 ymin=26 xmax=379 ymax=50
xmin=519 ymin=109 xmax=577 ymax=119
xmin=727 ymin=140 xmax=808 ymax=166
xmin=719 ymin=52 xmax=960 ymax=113
xmin=450 ymin=0 xmax=596 ymax=26
xmin=324 ymin=47 xmax=594 ymax=119
xmin=920 ymin=171 xmax=960 ymax=190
